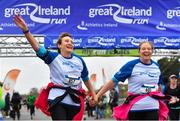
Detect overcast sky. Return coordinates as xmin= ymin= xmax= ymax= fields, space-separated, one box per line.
xmin=0 ymin=56 xmax=161 ymax=95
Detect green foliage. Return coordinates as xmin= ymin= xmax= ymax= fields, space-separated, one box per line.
xmin=0 ymin=86 xmax=5 ymax=109
xmin=0 ymin=99 xmax=5 ymax=109
xmin=119 ymin=84 xmax=128 ymax=98
xmin=104 ymin=105 xmax=112 ymax=118
xmin=74 ymin=49 xmax=139 ymax=57
xmin=158 ymin=56 xmax=180 ymax=84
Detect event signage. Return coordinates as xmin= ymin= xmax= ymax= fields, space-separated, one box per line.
xmin=0 ymin=0 xmax=179 ymax=49
xmin=45 ymin=35 xmax=180 ymax=49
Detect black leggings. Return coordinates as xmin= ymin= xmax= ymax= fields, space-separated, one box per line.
xmin=49 ymin=103 xmax=80 ymax=120
xmin=128 ymin=110 xmax=159 ymax=120
xmin=29 ymin=105 xmax=35 ymax=116
xmin=169 ymin=109 xmax=180 ymax=120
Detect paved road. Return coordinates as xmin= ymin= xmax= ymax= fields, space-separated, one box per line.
xmin=4 ymin=105 xmax=51 ymax=121
xmin=4 ymin=105 xmax=114 ymax=121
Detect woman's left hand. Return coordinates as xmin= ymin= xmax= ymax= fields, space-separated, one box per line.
xmin=169 ymin=96 xmax=178 ymax=104
xmin=89 ymin=95 xmax=98 ymax=107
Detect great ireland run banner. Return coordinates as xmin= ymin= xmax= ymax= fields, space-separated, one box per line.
xmin=0 ymin=0 xmax=179 ymax=49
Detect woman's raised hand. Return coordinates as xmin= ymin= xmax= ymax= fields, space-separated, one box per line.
xmin=13 ymin=14 xmax=28 ymax=31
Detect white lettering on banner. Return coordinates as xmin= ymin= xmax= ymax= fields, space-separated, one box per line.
xmin=73 ymin=38 xmax=82 ymax=43
xmin=88 ymin=4 xmax=152 ymax=24
xmin=156 ymin=21 xmax=180 ymax=31
xmin=88 ymin=37 xmax=116 ymax=46
xmin=89 ymin=7 xmax=113 ymax=17
xmin=77 ymin=21 xmax=118 ymax=30
xmin=85 ymin=23 xmax=103 ymax=27
xmin=167 ymin=7 xmax=180 ymax=19
xmin=154 ymin=37 xmax=180 ymax=46
xmin=4 ymin=3 xmax=70 ymax=24
xmin=52 ymin=38 xmax=82 ymax=46
xmin=133 ymin=19 xmax=149 ymax=24
xmin=50 ymin=18 xmax=67 ymax=24
xmin=1 ymin=23 xmax=35 ymax=27
xmin=164 ymin=23 xmax=180 ymax=27
xmin=73 ymin=38 xmax=82 ymax=47
xmin=4 ymin=6 xmax=30 ymax=17
xmin=121 ymin=37 xmax=148 ymax=46
xmin=53 ymin=39 xmax=58 ymax=44
xmin=104 ymin=23 xmax=118 ymax=27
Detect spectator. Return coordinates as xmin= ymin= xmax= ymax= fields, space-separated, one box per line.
xmin=4 ymin=93 xmax=10 ymax=118
xmin=11 ymin=92 xmax=22 ymax=120
xmin=164 ymin=74 xmax=180 ymax=120
xmin=27 ymin=92 xmax=36 ymax=120
xmin=85 ymin=96 xmax=94 ymax=117
xmin=109 ymin=88 xmax=118 ymax=113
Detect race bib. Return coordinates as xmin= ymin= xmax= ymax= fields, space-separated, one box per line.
xmin=140 ymin=84 xmax=157 ymax=94
xmin=64 ymin=75 xmax=81 ymax=86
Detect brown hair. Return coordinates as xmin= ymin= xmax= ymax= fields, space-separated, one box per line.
xmin=56 ymin=32 xmax=72 ymax=53
xmin=138 ymin=41 xmax=154 ymax=52
xmin=57 ymin=32 xmax=72 ymax=45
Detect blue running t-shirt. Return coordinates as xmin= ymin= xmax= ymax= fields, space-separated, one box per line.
xmin=36 ymin=46 xmax=89 ymax=106
xmin=112 ymin=58 xmax=163 ymax=111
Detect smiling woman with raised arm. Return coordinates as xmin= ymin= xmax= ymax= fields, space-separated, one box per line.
xmin=95 ymin=41 xmax=172 ymax=120
xmin=13 ymin=14 xmax=96 ymax=120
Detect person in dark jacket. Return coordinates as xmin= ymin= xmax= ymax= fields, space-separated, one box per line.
xmin=11 ymin=92 xmax=22 ymax=120
xmin=164 ymin=74 xmax=180 ymax=120
xmin=4 ymin=93 xmax=10 ymax=118
xmin=109 ymin=88 xmax=118 ymax=113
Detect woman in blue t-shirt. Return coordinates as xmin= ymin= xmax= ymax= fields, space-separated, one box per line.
xmin=95 ymin=41 xmax=172 ymax=120
xmin=13 ymin=14 xmax=96 ymax=120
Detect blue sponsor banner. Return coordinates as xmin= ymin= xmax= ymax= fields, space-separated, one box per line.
xmin=118 ymin=36 xmax=180 ymax=49
xmin=45 ymin=35 xmax=180 ymax=49
xmin=0 ymin=0 xmax=180 ymax=49
xmin=45 ymin=35 xmax=117 ymax=49
xmin=45 ymin=35 xmax=85 ymax=49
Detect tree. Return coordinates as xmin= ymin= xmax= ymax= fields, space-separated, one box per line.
xmin=158 ymin=56 xmax=180 ymax=84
